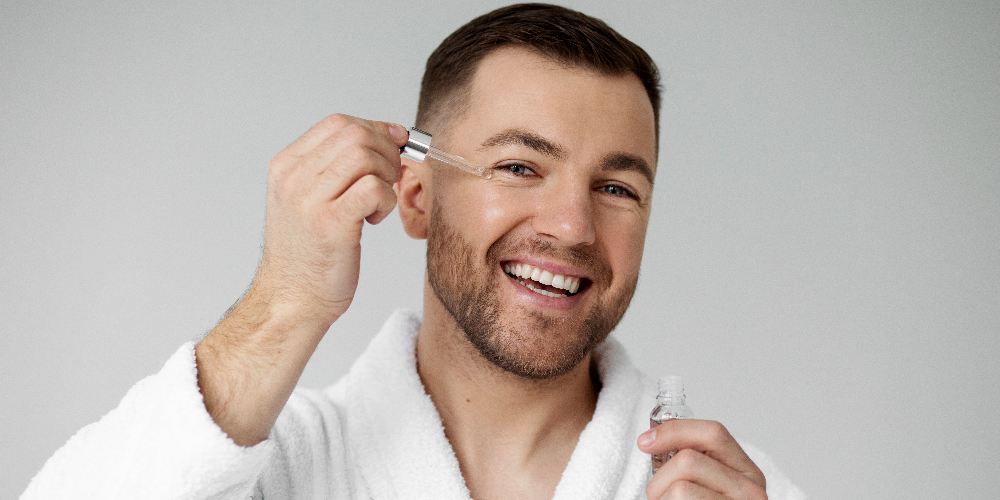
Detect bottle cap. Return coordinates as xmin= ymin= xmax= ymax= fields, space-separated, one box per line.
xmin=657 ymin=375 xmax=685 ymax=397
xmin=401 ymin=127 xmax=431 ymax=162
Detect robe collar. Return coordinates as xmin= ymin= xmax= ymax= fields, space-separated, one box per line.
xmin=343 ymin=310 xmax=652 ymax=499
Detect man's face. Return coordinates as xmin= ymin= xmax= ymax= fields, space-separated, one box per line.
xmin=425 ymin=47 xmax=657 ymax=379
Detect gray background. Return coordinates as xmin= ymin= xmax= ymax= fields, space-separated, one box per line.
xmin=2 ymin=1 xmax=998 ymax=498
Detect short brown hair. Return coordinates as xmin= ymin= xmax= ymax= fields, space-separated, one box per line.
xmin=416 ymin=3 xmax=661 ymax=139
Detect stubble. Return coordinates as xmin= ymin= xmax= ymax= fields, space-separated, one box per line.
xmin=426 ymin=204 xmax=637 ymax=379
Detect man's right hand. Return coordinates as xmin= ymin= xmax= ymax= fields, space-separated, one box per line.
xmin=253 ymin=114 xmax=409 ymax=326
xmin=194 ymin=114 xmax=409 ymax=446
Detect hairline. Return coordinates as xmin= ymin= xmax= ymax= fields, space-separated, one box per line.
xmin=417 ymin=45 xmax=658 ymax=151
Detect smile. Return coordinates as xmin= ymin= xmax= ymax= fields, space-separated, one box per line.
xmin=501 ymin=261 xmax=591 ymax=299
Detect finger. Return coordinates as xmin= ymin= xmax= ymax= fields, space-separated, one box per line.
xmin=301 ymin=120 xmax=404 ymax=185
xmin=332 ymin=118 xmax=409 ymax=167
xmin=329 ymin=174 xmax=397 ymax=230
xmin=646 ymin=449 xmax=765 ymax=500
xmin=364 ymin=179 xmax=398 ymax=225
xmin=276 ymin=113 xmax=407 ymax=164
xmin=279 ymin=113 xmax=355 ymax=158
xmin=331 ymin=120 xmax=407 ymax=169
xmin=357 ymin=117 xmax=411 ymax=154
xmin=300 ymin=144 xmax=400 ymax=207
xmin=329 ymin=133 xmax=403 ymax=185
xmin=637 ymin=420 xmax=764 ymax=487
xmin=652 ymin=479 xmax=724 ymax=500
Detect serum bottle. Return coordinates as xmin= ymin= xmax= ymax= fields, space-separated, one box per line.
xmin=649 ymin=375 xmax=694 ymax=475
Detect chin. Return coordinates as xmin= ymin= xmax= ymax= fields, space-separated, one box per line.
xmin=464 ymin=308 xmax=609 ymax=380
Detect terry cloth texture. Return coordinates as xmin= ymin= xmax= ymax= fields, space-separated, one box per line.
xmin=23 ymin=309 xmax=806 ymax=499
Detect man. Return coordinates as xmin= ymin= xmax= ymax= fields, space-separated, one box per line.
xmin=24 ymin=4 xmax=803 ymax=499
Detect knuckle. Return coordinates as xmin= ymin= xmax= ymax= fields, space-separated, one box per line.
xmin=267 ymin=166 xmax=292 ymax=196
xmin=665 ymin=479 xmax=696 ymax=496
xmin=268 ymin=154 xmax=292 ymax=176
xmin=336 ymin=176 xmax=380 ymax=214
xmin=706 ymin=420 xmax=731 ymax=443
xmin=341 ymin=122 xmax=370 ymax=142
xmin=356 ymin=174 xmax=384 ymax=195
xmin=322 ymin=113 xmax=350 ymax=129
xmin=743 ymin=481 xmax=768 ymax=500
xmin=752 ymin=469 xmax=768 ymax=491
xmin=331 ymin=190 xmax=366 ymax=221
xmin=671 ymin=448 xmax=698 ymax=470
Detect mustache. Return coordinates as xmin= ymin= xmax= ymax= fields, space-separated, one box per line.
xmin=487 ymin=236 xmax=612 ymax=283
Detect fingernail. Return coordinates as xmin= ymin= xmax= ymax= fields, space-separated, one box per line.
xmin=638 ymin=428 xmax=656 ymax=448
xmin=390 ymin=124 xmax=408 ymax=144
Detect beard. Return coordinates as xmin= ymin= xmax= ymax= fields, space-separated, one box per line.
xmin=426 ymin=203 xmax=638 ymax=380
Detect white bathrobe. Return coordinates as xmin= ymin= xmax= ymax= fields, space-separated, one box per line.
xmin=23 ymin=310 xmax=805 ymax=499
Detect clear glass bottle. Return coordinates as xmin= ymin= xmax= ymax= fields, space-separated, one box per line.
xmin=649 ymin=375 xmax=694 ymax=475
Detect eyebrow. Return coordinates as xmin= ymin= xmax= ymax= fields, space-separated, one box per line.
xmin=478 ymin=127 xmax=655 ymax=185
xmin=477 ymin=128 xmax=567 ymax=159
xmin=601 ymin=152 xmax=655 ymax=186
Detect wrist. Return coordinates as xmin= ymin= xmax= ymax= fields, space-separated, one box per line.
xmin=237 ymin=284 xmax=339 ymax=337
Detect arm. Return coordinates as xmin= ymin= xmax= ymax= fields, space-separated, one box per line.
xmin=22 ymin=115 xmax=409 ymax=497
xmin=195 ymin=114 xmax=409 ymax=446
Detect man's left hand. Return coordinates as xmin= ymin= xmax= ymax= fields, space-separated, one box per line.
xmin=637 ymin=419 xmax=767 ymax=499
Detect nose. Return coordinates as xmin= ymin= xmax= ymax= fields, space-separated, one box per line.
xmin=530 ymin=185 xmax=597 ymax=246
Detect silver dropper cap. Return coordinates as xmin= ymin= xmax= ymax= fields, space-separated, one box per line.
xmin=401 ymin=127 xmax=432 ymax=162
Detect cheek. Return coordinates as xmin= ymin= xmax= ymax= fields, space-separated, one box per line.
xmin=480 ymin=194 xmax=510 ymax=225
xmin=443 ymin=180 xmax=530 ymax=244
xmin=596 ymin=212 xmax=648 ymax=275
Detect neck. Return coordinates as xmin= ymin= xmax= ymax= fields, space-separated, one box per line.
xmin=416 ymin=281 xmax=601 ymax=477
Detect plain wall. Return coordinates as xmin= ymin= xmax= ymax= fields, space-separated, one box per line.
xmin=2 ymin=1 xmax=998 ymax=498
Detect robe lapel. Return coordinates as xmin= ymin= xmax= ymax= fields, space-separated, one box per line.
xmin=343 ymin=310 xmax=653 ymax=500
xmin=344 ymin=310 xmax=472 ymax=500
xmin=551 ymin=338 xmax=652 ymax=500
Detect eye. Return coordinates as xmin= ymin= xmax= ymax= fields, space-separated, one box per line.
xmin=496 ymin=163 xmax=537 ymax=177
xmin=600 ymin=184 xmax=638 ymax=199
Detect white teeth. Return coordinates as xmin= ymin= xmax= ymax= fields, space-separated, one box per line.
xmin=551 ymin=275 xmax=564 ymax=288
xmin=502 ymin=262 xmax=585 ymax=294
xmin=523 ymin=281 xmax=565 ymax=298
xmin=538 ymin=270 xmax=553 ymax=286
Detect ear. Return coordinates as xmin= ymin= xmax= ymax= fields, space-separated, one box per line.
xmin=396 ymin=159 xmax=430 ymax=239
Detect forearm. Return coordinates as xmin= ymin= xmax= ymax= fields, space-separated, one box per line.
xmin=196 ymin=285 xmax=333 ymax=447
xmin=25 ymin=114 xmax=403 ymax=498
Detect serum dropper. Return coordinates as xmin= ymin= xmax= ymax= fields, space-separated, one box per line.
xmin=400 ymin=127 xmax=493 ymax=179
xmin=649 ymin=375 xmax=694 ymax=475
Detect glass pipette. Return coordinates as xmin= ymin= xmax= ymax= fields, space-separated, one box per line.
xmin=400 ymin=127 xmax=493 ymax=179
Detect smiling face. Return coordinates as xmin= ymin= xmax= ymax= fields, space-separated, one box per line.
xmin=418 ymin=47 xmax=657 ymax=379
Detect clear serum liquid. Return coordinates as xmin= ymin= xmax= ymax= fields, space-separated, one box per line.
xmin=649 ymin=375 xmax=694 ymax=475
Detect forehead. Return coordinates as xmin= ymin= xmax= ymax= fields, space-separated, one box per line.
xmin=453 ymin=47 xmax=658 ymax=167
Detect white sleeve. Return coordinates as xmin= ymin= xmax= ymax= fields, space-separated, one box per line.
xmin=21 ymin=341 xmax=276 ymax=500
